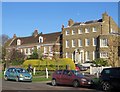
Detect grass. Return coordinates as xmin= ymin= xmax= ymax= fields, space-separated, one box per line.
xmin=0 ymin=72 xmax=2 ymax=78
xmin=92 ymin=77 xmax=100 ymax=85
xmin=32 ymin=76 xmax=51 ymax=82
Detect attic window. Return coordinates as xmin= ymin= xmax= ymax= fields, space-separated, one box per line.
xmin=17 ymin=39 xmax=21 ymax=45
xmin=39 ymin=36 xmax=43 ymax=43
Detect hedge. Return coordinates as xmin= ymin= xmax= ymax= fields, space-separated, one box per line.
xmin=23 ymin=58 xmax=75 ymax=70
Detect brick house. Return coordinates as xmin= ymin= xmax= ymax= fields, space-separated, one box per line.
xmin=5 ymin=30 xmax=62 ymax=60
xmin=5 ymin=12 xmax=120 ymax=66
xmin=61 ymin=12 xmax=119 ymax=66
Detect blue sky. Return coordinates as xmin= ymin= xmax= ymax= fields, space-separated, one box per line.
xmin=2 ymin=2 xmax=118 ymax=38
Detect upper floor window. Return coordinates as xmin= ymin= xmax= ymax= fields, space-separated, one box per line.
xmin=85 ymin=38 xmax=90 ymax=46
xmin=78 ymin=29 xmax=82 ymax=34
xmin=85 ymin=28 xmax=90 ymax=33
xmin=17 ymin=39 xmax=21 ymax=45
xmin=100 ymin=38 xmax=108 ymax=47
xmin=72 ymin=40 xmax=76 ymax=47
xmin=93 ymin=38 xmax=97 ymax=46
xmin=72 ymin=30 xmax=75 ymax=35
xmin=66 ymin=40 xmax=69 ymax=48
xmin=92 ymin=27 xmax=97 ymax=32
xmin=39 ymin=36 xmax=43 ymax=43
xmin=78 ymin=39 xmax=82 ymax=47
xmin=66 ymin=30 xmax=69 ymax=35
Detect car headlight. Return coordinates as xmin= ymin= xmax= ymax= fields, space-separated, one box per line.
xmin=81 ymin=78 xmax=87 ymax=82
xmin=19 ymin=74 xmax=24 ymax=77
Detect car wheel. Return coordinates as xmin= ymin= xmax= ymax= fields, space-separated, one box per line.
xmin=4 ymin=75 xmax=8 ymax=81
xmin=102 ymin=81 xmax=111 ymax=91
xmin=51 ymin=79 xmax=57 ymax=86
xmin=15 ymin=77 xmax=19 ymax=82
xmin=73 ymin=80 xmax=79 ymax=87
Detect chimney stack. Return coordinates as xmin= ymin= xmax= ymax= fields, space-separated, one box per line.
xmin=68 ymin=19 xmax=74 ymax=26
xmin=33 ymin=29 xmax=38 ymax=37
xmin=13 ymin=34 xmax=17 ymax=39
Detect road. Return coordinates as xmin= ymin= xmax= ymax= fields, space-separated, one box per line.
xmin=2 ymin=79 xmax=103 ymax=92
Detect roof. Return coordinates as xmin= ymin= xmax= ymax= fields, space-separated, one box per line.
xmin=9 ymin=32 xmax=61 ymax=46
xmin=72 ymin=19 xmax=102 ymax=26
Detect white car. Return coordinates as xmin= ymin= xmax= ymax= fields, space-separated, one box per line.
xmin=81 ymin=61 xmax=93 ymax=68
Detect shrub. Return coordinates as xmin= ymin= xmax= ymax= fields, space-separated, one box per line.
xmin=23 ymin=58 xmax=75 ymax=70
xmin=29 ymin=52 xmax=38 ymax=59
xmin=93 ymin=58 xmax=108 ymax=66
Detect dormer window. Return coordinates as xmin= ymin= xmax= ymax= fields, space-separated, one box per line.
xmin=17 ymin=39 xmax=21 ymax=45
xmin=39 ymin=36 xmax=43 ymax=43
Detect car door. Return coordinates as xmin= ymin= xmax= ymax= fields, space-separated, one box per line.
xmin=110 ymin=68 xmax=120 ymax=87
xmin=9 ymin=68 xmax=17 ymax=79
xmin=60 ymin=70 xmax=73 ymax=85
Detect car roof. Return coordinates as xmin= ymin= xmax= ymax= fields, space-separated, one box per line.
xmin=103 ymin=67 xmax=120 ymax=70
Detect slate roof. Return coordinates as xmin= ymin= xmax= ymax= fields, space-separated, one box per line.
xmin=72 ymin=19 xmax=102 ymax=26
xmin=10 ymin=32 xmax=61 ymax=46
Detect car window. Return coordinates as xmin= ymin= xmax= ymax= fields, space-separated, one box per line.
xmin=111 ymin=69 xmax=120 ymax=76
xmin=71 ymin=70 xmax=84 ymax=77
xmin=16 ymin=68 xmax=27 ymax=73
xmin=63 ymin=70 xmax=72 ymax=76
xmin=8 ymin=68 xmax=15 ymax=72
xmin=56 ymin=70 xmax=62 ymax=75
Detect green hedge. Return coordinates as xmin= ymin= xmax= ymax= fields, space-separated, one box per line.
xmin=23 ymin=58 xmax=75 ymax=70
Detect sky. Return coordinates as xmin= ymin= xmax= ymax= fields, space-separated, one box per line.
xmin=2 ymin=2 xmax=118 ymax=38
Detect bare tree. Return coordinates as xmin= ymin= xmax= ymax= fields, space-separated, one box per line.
xmin=0 ymin=34 xmax=10 ymax=46
xmin=108 ymin=35 xmax=119 ymax=67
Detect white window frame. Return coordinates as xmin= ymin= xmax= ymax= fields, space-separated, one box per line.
xmin=78 ymin=29 xmax=82 ymax=34
xmin=100 ymin=52 xmax=108 ymax=58
xmin=72 ymin=40 xmax=76 ymax=47
xmin=85 ymin=28 xmax=89 ymax=33
xmin=66 ymin=30 xmax=69 ymax=35
xmin=100 ymin=38 xmax=108 ymax=47
xmin=85 ymin=38 xmax=90 ymax=46
xmin=72 ymin=30 xmax=75 ymax=35
xmin=20 ymin=49 xmax=23 ymax=53
xmin=44 ymin=47 xmax=47 ymax=53
xmin=110 ymin=28 xmax=114 ymax=33
xmin=66 ymin=40 xmax=69 ymax=48
xmin=93 ymin=51 xmax=95 ymax=60
xmin=49 ymin=46 xmax=53 ymax=52
xmin=92 ymin=27 xmax=97 ymax=32
xmin=66 ymin=52 xmax=68 ymax=58
xmin=93 ymin=37 xmax=97 ymax=46
xmin=39 ymin=36 xmax=43 ymax=43
xmin=85 ymin=51 xmax=90 ymax=61
xmin=17 ymin=39 xmax=21 ymax=45
xmin=78 ymin=39 xmax=82 ymax=47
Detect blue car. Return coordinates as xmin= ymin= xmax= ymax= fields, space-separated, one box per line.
xmin=4 ymin=68 xmax=32 ymax=82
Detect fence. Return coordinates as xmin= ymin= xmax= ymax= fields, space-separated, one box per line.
xmin=90 ymin=66 xmax=111 ymax=75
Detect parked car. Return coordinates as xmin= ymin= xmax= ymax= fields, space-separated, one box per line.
xmin=75 ymin=64 xmax=88 ymax=71
xmin=4 ymin=68 xmax=32 ymax=82
xmin=81 ymin=61 xmax=93 ymax=68
xmin=99 ymin=67 xmax=120 ymax=91
xmin=51 ymin=70 xmax=93 ymax=87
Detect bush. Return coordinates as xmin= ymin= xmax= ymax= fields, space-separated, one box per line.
xmin=93 ymin=58 xmax=108 ymax=66
xmin=23 ymin=58 xmax=75 ymax=70
xmin=29 ymin=52 xmax=38 ymax=59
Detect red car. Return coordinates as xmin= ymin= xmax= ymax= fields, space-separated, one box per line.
xmin=51 ymin=70 xmax=93 ymax=87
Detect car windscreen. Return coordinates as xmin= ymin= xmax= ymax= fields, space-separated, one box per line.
xmin=16 ymin=68 xmax=28 ymax=73
xmin=71 ymin=70 xmax=84 ymax=77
